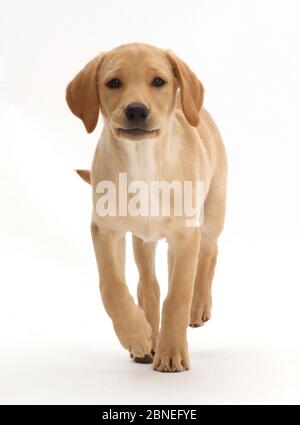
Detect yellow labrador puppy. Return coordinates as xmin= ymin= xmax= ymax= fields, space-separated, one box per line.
xmin=66 ymin=43 xmax=227 ymax=372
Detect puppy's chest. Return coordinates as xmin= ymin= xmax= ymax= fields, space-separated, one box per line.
xmin=123 ymin=140 xmax=157 ymax=182
xmin=121 ymin=141 xmax=169 ymax=242
xmin=130 ymin=220 xmax=169 ymax=243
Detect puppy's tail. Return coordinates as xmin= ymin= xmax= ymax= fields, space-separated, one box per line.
xmin=75 ymin=169 xmax=91 ymax=184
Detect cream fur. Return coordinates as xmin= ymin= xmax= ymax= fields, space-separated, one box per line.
xmin=68 ymin=43 xmax=227 ymax=372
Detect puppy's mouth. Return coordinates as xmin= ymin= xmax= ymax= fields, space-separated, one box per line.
xmin=117 ymin=128 xmax=159 ymax=139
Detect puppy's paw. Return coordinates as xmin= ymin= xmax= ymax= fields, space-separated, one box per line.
xmin=114 ymin=306 xmax=152 ymax=358
xmin=189 ymin=297 xmax=211 ymax=328
xmin=130 ymin=350 xmax=155 ymax=364
xmin=153 ymin=342 xmax=190 ymax=372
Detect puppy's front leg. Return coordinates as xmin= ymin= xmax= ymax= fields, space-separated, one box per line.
xmin=91 ymin=223 xmax=152 ymax=358
xmin=154 ymin=229 xmax=201 ymax=372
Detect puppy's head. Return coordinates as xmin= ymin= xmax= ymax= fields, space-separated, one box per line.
xmin=66 ymin=43 xmax=204 ymax=140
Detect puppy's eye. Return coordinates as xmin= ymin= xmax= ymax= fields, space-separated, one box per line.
xmin=152 ymin=77 xmax=166 ymax=87
xmin=106 ymin=78 xmax=122 ymax=89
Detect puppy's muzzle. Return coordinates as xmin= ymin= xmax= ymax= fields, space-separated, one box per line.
xmin=124 ymin=103 xmax=150 ymax=125
xmin=119 ymin=103 xmax=157 ymax=138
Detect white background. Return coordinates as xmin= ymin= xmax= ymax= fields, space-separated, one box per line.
xmin=1 ymin=0 xmax=300 ymax=404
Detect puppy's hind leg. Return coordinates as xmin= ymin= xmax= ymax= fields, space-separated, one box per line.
xmin=132 ymin=235 xmax=160 ymax=363
xmin=189 ymin=240 xmax=217 ymax=327
xmin=189 ymin=172 xmax=226 ymax=328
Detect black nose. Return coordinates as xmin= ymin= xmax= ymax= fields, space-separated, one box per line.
xmin=125 ymin=103 xmax=150 ymax=123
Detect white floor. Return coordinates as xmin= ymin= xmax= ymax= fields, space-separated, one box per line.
xmin=1 ymin=334 xmax=299 ymax=405
xmin=1 ymin=234 xmax=300 ymax=405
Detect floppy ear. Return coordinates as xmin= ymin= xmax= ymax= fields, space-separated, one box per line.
xmin=66 ymin=53 xmax=105 ymax=133
xmin=166 ymin=51 xmax=204 ymax=127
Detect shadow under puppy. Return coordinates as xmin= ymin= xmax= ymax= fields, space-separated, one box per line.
xmin=67 ymin=43 xmax=227 ymax=372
